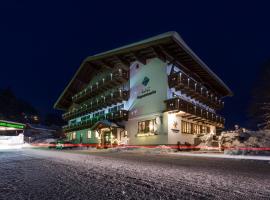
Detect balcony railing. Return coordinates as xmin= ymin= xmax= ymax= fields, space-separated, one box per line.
xmin=168 ymin=72 xmax=224 ymax=109
xmin=72 ymin=69 xmax=129 ymax=103
xmin=62 ymin=90 xmax=129 ymax=121
xmin=164 ymin=97 xmax=225 ymax=128
xmin=63 ymin=110 xmax=129 ymax=132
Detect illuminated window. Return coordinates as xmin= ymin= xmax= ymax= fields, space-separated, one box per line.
xmin=72 ymin=132 xmax=76 ymax=140
xmin=200 ymin=126 xmax=210 ymax=134
xmin=138 ymin=119 xmax=156 ymax=133
xmin=181 ymin=121 xmax=192 ymax=134
xmin=181 ymin=121 xmax=210 ymax=135
xmin=192 ymin=124 xmax=201 ymax=134
xmin=69 ymin=133 xmax=73 ymax=141
xmin=87 ymin=131 xmax=91 ymax=139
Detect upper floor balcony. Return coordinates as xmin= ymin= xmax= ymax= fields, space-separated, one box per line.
xmin=62 ymin=109 xmax=129 ymax=132
xmin=62 ymin=90 xmax=129 ymax=121
xmin=72 ymin=68 xmax=129 ymax=104
xmin=168 ymin=72 xmax=224 ymax=110
xmin=164 ymin=97 xmax=225 ymax=128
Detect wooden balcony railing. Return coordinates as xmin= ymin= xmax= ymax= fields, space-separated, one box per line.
xmin=72 ymin=69 xmax=129 ymax=103
xmin=168 ymin=72 xmax=224 ymax=109
xmin=164 ymin=97 xmax=225 ymax=128
xmin=63 ymin=110 xmax=129 ymax=132
xmin=62 ymin=90 xmax=129 ymax=121
xmin=105 ymin=109 xmax=129 ymax=121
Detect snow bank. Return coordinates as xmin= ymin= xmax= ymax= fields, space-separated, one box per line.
xmin=107 ymin=145 xmax=174 ymax=154
xmin=31 ymin=138 xmax=57 ymax=144
xmin=221 ymin=130 xmax=270 ymax=155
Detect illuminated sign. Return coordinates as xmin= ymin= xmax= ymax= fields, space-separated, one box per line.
xmin=137 ymin=76 xmax=156 ymax=99
xmin=0 ymin=121 xmax=25 ymax=129
xmin=142 ymin=76 xmax=150 ymax=86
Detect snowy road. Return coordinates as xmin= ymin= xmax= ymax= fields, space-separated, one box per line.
xmin=0 ymin=149 xmax=270 ymax=200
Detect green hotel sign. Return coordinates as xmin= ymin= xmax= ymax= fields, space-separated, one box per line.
xmin=0 ymin=121 xmax=25 ymax=129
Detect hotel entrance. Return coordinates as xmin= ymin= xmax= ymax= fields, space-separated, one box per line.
xmin=99 ymin=128 xmax=120 ymax=148
xmin=92 ymin=120 xmax=124 ymax=148
xmin=100 ymin=130 xmax=112 ymax=147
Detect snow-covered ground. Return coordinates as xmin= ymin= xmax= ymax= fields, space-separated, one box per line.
xmin=0 ymin=149 xmax=270 ymax=200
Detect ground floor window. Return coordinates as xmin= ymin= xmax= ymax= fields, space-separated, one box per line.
xmin=137 ymin=119 xmax=156 ymax=136
xmin=72 ymin=132 xmax=76 ymax=140
xmin=181 ymin=121 xmax=210 ymax=135
xmin=201 ymin=125 xmax=210 ymax=134
xmin=192 ymin=124 xmax=201 ymax=134
xmin=87 ymin=130 xmax=91 ymax=139
xmin=181 ymin=121 xmax=192 ymax=134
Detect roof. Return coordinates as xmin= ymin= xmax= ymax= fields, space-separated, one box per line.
xmin=54 ymin=31 xmax=233 ymax=110
xmin=26 ymin=123 xmax=57 ymax=132
xmin=91 ymin=120 xmax=123 ymax=130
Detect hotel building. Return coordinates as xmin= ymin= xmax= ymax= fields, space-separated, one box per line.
xmin=54 ymin=32 xmax=232 ymax=147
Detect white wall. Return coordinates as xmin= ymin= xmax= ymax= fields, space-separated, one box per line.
xmin=167 ymin=112 xmax=216 ymax=145
xmin=125 ymin=58 xmax=169 ymax=145
xmin=167 ymin=113 xmax=195 ymax=145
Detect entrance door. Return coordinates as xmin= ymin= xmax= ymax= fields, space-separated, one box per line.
xmin=101 ymin=131 xmax=111 ymax=148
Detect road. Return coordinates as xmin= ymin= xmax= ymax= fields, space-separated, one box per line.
xmin=0 ymin=149 xmax=270 ymax=200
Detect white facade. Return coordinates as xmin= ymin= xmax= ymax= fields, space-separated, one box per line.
xmin=122 ymin=57 xmax=216 ymax=145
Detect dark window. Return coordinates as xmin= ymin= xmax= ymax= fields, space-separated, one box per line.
xmin=117 ymin=104 xmax=124 ymax=110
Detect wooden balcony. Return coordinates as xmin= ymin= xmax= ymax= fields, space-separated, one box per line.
xmin=72 ymin=69 xmax=129 ymax=103
xmin=62 ymin=90 xmax=129 ymax=121
xmin=105 ymin=110 xmax=129 ymax=121
xmin=168 ymin=72 xmax=224 ymax=109
xmin=62 ymin=110 xmax=129 ymax=132
xmin=164 ymin=97 xmax=225 ymax=128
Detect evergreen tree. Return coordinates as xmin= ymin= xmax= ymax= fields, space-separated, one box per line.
xmin=249 ymin=60 xmax=270 ymax=129
xmin=0 ymin=87 xmax=39 ymax=123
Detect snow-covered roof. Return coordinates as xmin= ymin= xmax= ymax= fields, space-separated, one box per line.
xmin=54 ymin=31 xmax=232 ymax=110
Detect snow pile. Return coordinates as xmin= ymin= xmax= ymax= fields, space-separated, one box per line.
xmin=195 ymin=133 xmax=220 ymax=151
xmin=107 ymin=146 xmax=130 ymax=153
xmin=221 ymin=130 xmax=270 ymax=155
xmin=31 ymin=138 xmax=57 ymax=144
xmin=107 ymin=145 xmax=174 ymax=154
xmin=150 ymin=145 xmax=174 ymax=154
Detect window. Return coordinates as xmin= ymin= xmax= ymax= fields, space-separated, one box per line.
xmin=181 ymin=121 xmax=192 ymax=134
xmin=138 ymin=119 xmax=156 ymax=133
xmin=192 ymin=124 xmax=201 ymax=134
xmin=81 ymin=116 xmax=88 ymax=121
xmin=72 ymin=132 xmax=76 ymax=140
xmin=181 ymin=121 xmax=210 ymax=135
xmin=87 ymin=131 xmax=91 ymax=139
xmin=70 ymin=119 xmax=76 ymax=125
xmin=109 ymin=106 xmax=117 ymax=113
xmin=117 ymin=104 xmax=124 ymax=110
xmin=69 ymin=133 xmax=73 ymax=141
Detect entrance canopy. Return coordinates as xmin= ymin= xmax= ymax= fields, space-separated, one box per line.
xmin=0 ymin=120 xmax=25 ymax=131
xmin=91 ymin=120 xmax=123 ymax=130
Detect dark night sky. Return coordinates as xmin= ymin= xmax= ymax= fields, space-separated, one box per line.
xmin=0 ymin=1 xmax=270 ymax=129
